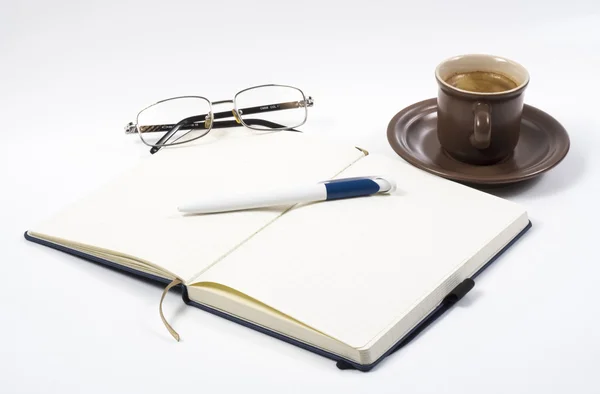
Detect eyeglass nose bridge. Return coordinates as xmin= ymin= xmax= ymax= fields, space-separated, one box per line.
xmin=211 ymin=99 xmax=234 ymax=105
xmin=210 ymin=99 xmax=242 ymax=124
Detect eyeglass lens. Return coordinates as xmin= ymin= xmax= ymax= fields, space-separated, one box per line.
xmin=136 ymin=86 xmax=307 ymax=147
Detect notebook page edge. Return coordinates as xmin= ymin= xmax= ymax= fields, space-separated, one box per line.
xmin=26 ymin=230 xmax=181 ymax=280
xmin=356 ymin=211 xmax=529 ymax=364
xmin=185 ymin=152 xmax=531 ymax=357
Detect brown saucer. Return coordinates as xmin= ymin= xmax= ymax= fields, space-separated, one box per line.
xmin=387 ymin=98 xmax=570 ymax=185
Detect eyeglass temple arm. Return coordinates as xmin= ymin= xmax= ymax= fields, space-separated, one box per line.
xmin=127 ymin=98 xmax=313 ymax=135
xmin=125 ymin=97 xmax=311 ymax=154
xmin=144 ymin=116 xmax=295 ymax=136
xmin=143 ymin=98 xmax=311 ymax=152
xmin=213 ymin=98 xmax=313 ymax=120
xmin=149 ymin=118 xmax=300 ymax=154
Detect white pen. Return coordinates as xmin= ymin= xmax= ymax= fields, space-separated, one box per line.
xmin=177 ymin=176 xmax=396 ymax=214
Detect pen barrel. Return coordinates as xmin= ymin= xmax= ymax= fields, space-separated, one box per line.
xmin=178 ymin=184 xmax=327 ymax=214
xmin=178 ymin=177 xmax=392 ymax=214
xmin=324 ymin=178 xmax=382 ymax=200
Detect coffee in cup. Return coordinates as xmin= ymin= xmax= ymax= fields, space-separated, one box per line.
xmin=435 ymin=54 xmax=530 ymax=165
xmin=444 ymin=71 xmax=518 ymax=93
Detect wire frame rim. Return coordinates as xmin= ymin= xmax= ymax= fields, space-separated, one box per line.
xmin=233 ymin=84 xmax=308 ymax=131
xmin=135 ymin=95 xmax=214 ymax=148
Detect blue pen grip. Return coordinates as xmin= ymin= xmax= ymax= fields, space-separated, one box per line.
xmin=324 ymin=178 xmax=381 ymax=200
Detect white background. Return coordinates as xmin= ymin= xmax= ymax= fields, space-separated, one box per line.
xmin=2 ymin=1 xmax=599 ymax=392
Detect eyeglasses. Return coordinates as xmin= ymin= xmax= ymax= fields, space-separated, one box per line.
xmin=124 ymin=84 xmax=314 ymax=154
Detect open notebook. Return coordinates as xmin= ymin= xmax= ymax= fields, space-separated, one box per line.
xmin=25 ymin=130 xmax=530 ymax=371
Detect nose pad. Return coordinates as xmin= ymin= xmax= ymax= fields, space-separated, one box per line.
xmin=204 ymin=114 xmax=213 ymax=129
xmin=232 ymin=110 xmax=242 ymax=124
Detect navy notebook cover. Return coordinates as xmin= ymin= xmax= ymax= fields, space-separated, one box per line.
xmin=24 ymin=221 xmax=531 ymax=372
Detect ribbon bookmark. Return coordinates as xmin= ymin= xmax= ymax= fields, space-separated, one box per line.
xmin=159 ymin=278 xmax=183 ymax=342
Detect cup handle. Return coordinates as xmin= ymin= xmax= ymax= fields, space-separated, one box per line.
xmin=470 ymin=102 xmax=491 ymax=150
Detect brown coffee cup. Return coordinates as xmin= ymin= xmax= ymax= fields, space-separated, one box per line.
xmin=435 ymin=54 xmax=530 ymax=165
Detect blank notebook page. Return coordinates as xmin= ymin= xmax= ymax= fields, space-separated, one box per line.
xmin=195 ymin=154 xmax=528 ymax=350
xmin=29 ymin=131 xmax=364 ymax=281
